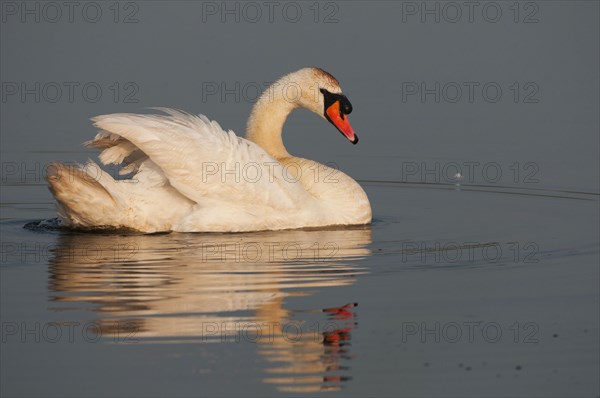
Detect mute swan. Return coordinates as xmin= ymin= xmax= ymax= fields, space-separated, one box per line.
xmin=46 ymin=67 xmax=372 ymax=232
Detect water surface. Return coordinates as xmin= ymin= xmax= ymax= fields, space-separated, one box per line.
xmin=2 ymin=172 xmax=598 ymax=396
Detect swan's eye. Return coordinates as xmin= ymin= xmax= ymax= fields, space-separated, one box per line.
xmin=340 ymin=98 xmax=353 ymax=115
xmin=320 ymin=88 xmax=352 ymax=116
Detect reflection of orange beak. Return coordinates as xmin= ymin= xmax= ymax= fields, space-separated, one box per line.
xmin=326 ymin=101 xmax=358 ymax=144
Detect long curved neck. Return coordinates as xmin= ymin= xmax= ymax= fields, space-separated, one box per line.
xmin=245 ymin=79 xmax=299 ymax=159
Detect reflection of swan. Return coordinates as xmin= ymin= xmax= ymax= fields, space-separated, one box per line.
xmin=46 ymin=68 xmax=371 ymax=232
xmin=48 ymin=227 xmax=371 ymax=392
xmin=259 ymin=302 xmax=358 ymax=393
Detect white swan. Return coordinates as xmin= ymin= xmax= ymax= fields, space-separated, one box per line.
xmin=46 ymin=68 xmax=372 ymax=232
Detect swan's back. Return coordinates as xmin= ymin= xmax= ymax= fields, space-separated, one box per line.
xmin=46 ymin=110 xmax=343 ymax=232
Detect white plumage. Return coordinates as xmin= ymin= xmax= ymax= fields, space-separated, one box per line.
xmin=46 ymin=68 xmax=372 ymax=232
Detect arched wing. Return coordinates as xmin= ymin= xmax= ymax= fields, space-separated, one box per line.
xmin=89 ymin=109 xmax=309 ymax=209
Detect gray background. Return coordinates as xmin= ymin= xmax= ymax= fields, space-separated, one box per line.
xmin=1 ymin=0 xmax=598 ymax=192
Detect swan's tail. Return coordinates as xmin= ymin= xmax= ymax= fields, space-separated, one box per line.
xmin=46 ymin=162 xmax=118 ymax=229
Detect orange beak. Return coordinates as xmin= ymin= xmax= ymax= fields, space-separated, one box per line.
xmin=326 ymin=101 xmax=358 ymax=144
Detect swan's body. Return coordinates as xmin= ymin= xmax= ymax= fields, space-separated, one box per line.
xmin=46 ymin=68 xmax=371 ymax=232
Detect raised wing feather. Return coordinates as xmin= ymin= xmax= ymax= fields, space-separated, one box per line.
xmin=90 ymin=109 xmax=309 ymax=209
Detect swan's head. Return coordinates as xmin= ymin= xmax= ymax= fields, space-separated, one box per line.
xmin=284 ymin=67 xmax=358 ymax=145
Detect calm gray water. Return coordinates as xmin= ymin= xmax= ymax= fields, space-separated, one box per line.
xmin=1 ymin=1 xmax=599 ymax=397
